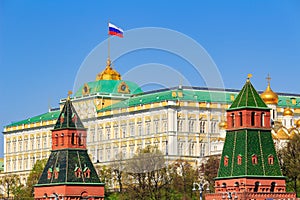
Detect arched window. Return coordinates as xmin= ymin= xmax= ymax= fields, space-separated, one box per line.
xmin=78 ymin=133 xmax=82 ymax=146
xmin=254 ymin=181 xmax=260 ymax=192
xmin=239 ymin=112 xmax=243 ymax=126
xmin=270 ymin=182 xmax=276 ymax=192
xmin=251 ymin=112 xmax=255 ymax=126
xmin=237 ymin=155 xmax=242 ymax=165
xmin=55 ymin=134 xmax=58 ymax=146
xmin=224 ymin=156 xmax=229 ymax=167
xmin=231 ymin=113 xmax=235 ymax=127
xmin=268 ymin=155 xmax=274 ymax=165
xmin=71 ymin=133 xmax=76 ymax=145
xmin=61 ymin=133 xmax=64 ymax=146
xmin=261 ymin=112 xmax=265 ymax=127
xmin=252 ymin=154 xmax=258 ymax=165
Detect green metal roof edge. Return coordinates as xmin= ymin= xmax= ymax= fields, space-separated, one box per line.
xmin=34 ymin=182 xmax=105 ymax=187
xmin=215 ymin=175 xmax=286 ymax=180
xmin=5 ymin=110 xmax=60 ymax=128
xmin=227 ymin=106 xmax=271 ymax=111
xmin=98 ymin=89 xmax=236 ymax=112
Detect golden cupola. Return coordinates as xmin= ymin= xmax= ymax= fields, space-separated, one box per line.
xmin=283 ymin=107 xmax=294 ymax=116
xmin=96 ymin=58 xmax=121 ymax=81
xmin=295 ymin=119 xmax=300 ymax=128
xmin=219 ymin=120 xmax=227 ymax=129
xmin=260 ymin=75 xmax=278 ymax=105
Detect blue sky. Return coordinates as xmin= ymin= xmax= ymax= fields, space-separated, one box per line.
xmin=0 ymin=0 xmax=300 ymax=157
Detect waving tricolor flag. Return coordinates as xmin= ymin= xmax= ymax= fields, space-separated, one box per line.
xmin=108 ymin=23 xmax=124 ymax=38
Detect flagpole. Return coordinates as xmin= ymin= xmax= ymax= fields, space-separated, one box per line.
xmin=108 ymin=21 xmax=110 ymax=60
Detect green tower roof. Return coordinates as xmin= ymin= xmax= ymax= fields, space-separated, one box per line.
xmin=53 ymin=98 xmax=85 ymax=130
xmin=36 ymin=149 xmax=102 ymax=185
xmin=216 ymin=129 xmax=283 ymax=179
xmin=229 ymin=79 xmax=268 ymax=110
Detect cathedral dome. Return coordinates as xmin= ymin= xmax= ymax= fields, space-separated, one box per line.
xmin=296 ymin=119 xmax=300 ymax=127
xmin=219 ymin=120 xmax=227 ymax=129
xmin=260 ymin=83 xmax=278 ymax=105
xmin=96 ymin=58 xmax=121 ymax=81
xmin=283 ymin=107 xmax=294 ymax=116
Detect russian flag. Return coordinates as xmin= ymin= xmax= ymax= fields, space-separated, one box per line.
xmin=108 ymin=23 xmax=124 ymax=38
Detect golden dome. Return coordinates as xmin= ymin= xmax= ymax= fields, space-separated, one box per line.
xmin=283 ymin=107 xmax=294 ymax=116
xmin=296 ymin=119 xmax=300 ymax=127
xmin=276 ymin=128 xmax=290 ymax=140
xmin=219 ymin=120 xmax=227 ymax=129
xmin=260 ymin=83 xmax=278 ymax=105
xmin=96 ymin=58 xmax=121 ymax=81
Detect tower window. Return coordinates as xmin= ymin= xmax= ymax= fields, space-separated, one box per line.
xmin=270 ymin=182 xmax=276 ymax=192
xmin=78 ymin=133 xmax=82 ymax=146
xmin=268 ymin=155 xmax=274 ymax=165
xmin=251 ymin=112 xmax=255 ymax=126
xmin=261 ymin=112 xmax=265 ymax=127
xmin=61 ymin=133 xmax=64 ymax=146
xmin=239 ymin=112 xmax=243 ymax=126
xmin=252 ymin=154 xmax=258 ymax=165
xmin=254 ymin=181 xmax=260 ymax=192
xmin=55 ymin=134 xmax=58 ymax=146
xmin=231 ymin=113 xmax=235 ymax=127
xmin=224 ymin=156 xmax=229 ymax=167
xmin=237 ymin=155 xmax=242 ymax=165
xmin=71 ymin=133 xmax=76 ymax=145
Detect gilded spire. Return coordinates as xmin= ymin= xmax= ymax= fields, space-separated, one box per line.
xmin=67 ymin=91 xmax=73 ymax=101
xmin=96 ymin=57 xmax=122 ymax=81
xmin=247 ymin=73 xmax=253 ymax=82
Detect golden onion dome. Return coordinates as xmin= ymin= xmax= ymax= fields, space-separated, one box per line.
xmin=276 ymin=128 xmax=290 ymax=140
xmin=219 ymin=120 xmax=227 ymax=129
xmin=296 ymin=119 xmax=300 ymax=128
xmin=283 ymin=107 xmax=294 ymax=116
xmin=260 ymin=83 xmax=278 ymax=105
xmin=96 ymin=58 xmax=121 ymax=81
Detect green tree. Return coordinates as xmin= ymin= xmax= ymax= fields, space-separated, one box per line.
xmin=0 ymin=174 xmax=23 ymax=198
xmin=96 ymin=164 xmax=113 ymax=196
xmin=123 ymin=146 xmax=172 ymax=200
xmin=277 ymin=134 xmax=300 ymax=197
xmin=110 ymin=152 xmax=125 ymax=193
xmin=171 ymin=159 xmax=198 ymax=200
xmin=199 ymin=155 xmax=220 ymax=192
xmin=22 ymin=159 xmax=47 ymax=198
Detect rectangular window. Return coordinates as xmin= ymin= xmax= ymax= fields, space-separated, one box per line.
xmin=130 ymin=125 xmax=135 ymax=137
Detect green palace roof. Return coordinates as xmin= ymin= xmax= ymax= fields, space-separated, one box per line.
xmin=98 ymin=87 xmax=235 ymax=112
xmin=229 ymin=79 xmax=269 ymax=110
xmin=5 ymin=109 xmax=60 ymax=128
xmin=74 ymin=80 xmax=143 ymax=97
xmin=4 ymin=86 xmax=300 ymax=129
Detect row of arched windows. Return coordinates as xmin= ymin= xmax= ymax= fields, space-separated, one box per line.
xmin=224 ymin=154 xmax=274 ymax=166
xmin=53 ymin=132 xmax=83 ymax=146
xmin=230 ymin=111 xmax=266 ymax=127
xmin=221 ymin=181 xmax=277 ymax=192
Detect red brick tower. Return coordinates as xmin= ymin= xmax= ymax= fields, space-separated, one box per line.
xmin=34 ymin=95 xmax=105 ymax=200
xmin=206 ymin=76 xmax=296 ymax=200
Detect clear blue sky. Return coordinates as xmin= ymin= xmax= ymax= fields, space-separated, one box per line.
xmin=1 ymin=0 xmax=300 ymax=157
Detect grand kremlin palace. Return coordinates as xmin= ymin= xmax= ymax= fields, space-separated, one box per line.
xmin=2 ymin=58 xmax=300 ymax=185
